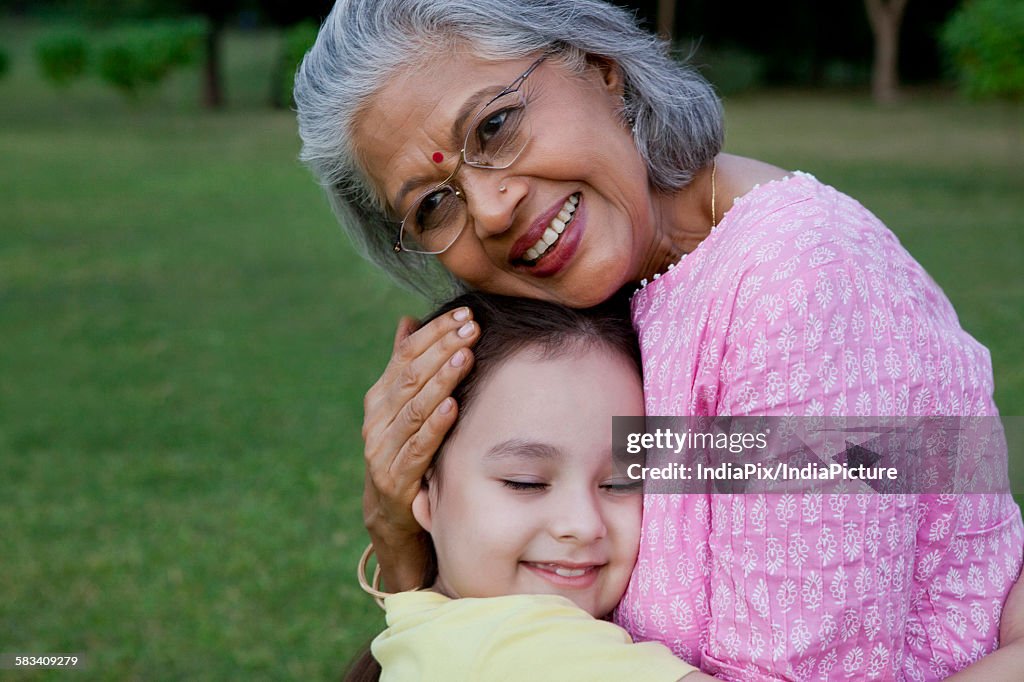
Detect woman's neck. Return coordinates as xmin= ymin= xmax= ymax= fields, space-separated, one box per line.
xmin=636 ymin=157 xmax=717 ymax=281
xmin=638 ymin=154 xmax=790 ymax=281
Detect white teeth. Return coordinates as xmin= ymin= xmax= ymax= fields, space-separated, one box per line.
xmin=521 ymin=193 xmax=580 ymax=264
xmin=529 ymin=562 xmax=591 ymax=577
xmin=554 ymin=567 xmax=587 ymax=577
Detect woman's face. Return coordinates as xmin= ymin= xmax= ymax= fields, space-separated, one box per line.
xmin=355 ymin=54 xmax=657 ymax=307
xmin=412 ymin=346 xmax=644 ymax=618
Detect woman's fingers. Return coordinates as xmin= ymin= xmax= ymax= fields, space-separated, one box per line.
xmin=361 ymin=308 xmax=479 ymax=539
xmin=363 ymin=307 xmax=478 ymax=428
xmin=392 ymin=343 xmax=475 ymax=435
xmin=391 ymin=315 xmax=420 ymax=353
xmin=366 ymin=348 xmax=475 ymax=497
xmin=390 ymin=382 xmax=466 ymax=479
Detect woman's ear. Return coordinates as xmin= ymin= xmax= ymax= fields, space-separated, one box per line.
xmin=587 ymin=55 xmax=625 ymax=98
xmin=411 ymin=479 xmax=433 ymax=533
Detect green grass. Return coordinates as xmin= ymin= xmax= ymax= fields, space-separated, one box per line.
xmin=1 ymin=20 xmax=1022 ymax=680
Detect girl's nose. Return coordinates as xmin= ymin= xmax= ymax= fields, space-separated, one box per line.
xmin=549 ymin=489 xmax=608 ymax=544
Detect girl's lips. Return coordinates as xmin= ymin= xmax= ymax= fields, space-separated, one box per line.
xmin=511 ymin=194 xmax=585 ymax=278
xmin=522 ymin=561 xmax=602 ymax=589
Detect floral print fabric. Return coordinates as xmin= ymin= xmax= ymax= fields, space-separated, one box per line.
xmin=620 ymin=173 xmax=1024 ymax=680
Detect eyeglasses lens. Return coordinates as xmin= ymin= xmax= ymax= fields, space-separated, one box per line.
xmin=400 ymin=185 xmax=463 ymax=254
xmin=464 ymin=91 xmax=530 ymax=168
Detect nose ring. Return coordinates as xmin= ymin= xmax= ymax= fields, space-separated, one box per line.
xmin=498 ymin=185 xmax=507 ymax=193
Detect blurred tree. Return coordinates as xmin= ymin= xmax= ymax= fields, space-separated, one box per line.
xmin=258 ymin=0 xmax=332 ymax=27
xmin=96 ymin=20 xmax=205 ymax=97
xmin=620 ymin=0 xmax=958 ymax=91
xmin=271 ymin=20 xmax=318 ymax=108
xmin=35 ymin=31 xmax=88 ymax=87
xmin=656 ymin=0 xmax=676 ymax=41
xmin=864 ymin=0 xmax=909 ymax=103
xmin=181 ymin=0 xmax=236 ymax=108
xmin=941 ymin=0 xmax=1024 ymax=102
xmin=7 ymin=0 xmax=964 ymax=98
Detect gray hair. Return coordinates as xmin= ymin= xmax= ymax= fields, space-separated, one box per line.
xmin=294 ymin=0 xmax=724 ymax=300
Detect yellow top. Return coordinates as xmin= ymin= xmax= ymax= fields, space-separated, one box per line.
xmin=371 ymin=591 xmax=697 ymax=681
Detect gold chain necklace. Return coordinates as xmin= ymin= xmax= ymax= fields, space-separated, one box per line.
xmin=644 ymin=157 xmax=718 ymax=283
xmin=711 ymin=157 xmax=717 ymax=229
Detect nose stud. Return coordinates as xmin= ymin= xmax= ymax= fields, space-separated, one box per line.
xmin=498 ymin=185 xmax=507 ymax=193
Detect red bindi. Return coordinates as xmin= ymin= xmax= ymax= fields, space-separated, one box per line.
xmin=431 ymin=151 xmax=444 ymax=164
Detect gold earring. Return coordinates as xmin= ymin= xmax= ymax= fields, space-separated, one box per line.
xmin=357 ymin=542 xmax=392 ymax=610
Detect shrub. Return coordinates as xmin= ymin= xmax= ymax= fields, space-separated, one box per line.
xmin=822 ymin=61 xmax=871 ymax=89
xmin=35 ymin=31 xmax=89 ymax=87
xmin=0 ymin=47 xmax=8 ymax=80
xmin=941 ymin=0 xmax=1024 ymax=101
xmin=97 ymin=19 xmax=206 ymax=97
xmin=692 ymin=45 xmax=764 ymax=97
xmin=273 ymin=21 xmax=319 ymax=109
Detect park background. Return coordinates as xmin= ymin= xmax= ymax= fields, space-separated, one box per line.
xmin=1 ymin=0 xmax=1021 ymax=678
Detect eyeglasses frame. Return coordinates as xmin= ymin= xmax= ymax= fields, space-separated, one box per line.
xmin=393 ymin=55 xmax=548 ymax=255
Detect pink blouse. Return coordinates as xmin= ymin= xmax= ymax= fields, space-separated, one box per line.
xmin=619 ymin=173 xmax=1023 ymax=680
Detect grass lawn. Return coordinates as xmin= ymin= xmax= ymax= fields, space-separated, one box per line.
xmin=1 ymin=20 xmax=1022 ymax=680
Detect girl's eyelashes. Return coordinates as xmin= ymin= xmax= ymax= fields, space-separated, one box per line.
xmin=501 ymin=479 xmax=548 ymax=492
xmin=499 ymin=478 xmax=641 ymax=493
xmin=601 ymin=479 xmax=643 ymax=494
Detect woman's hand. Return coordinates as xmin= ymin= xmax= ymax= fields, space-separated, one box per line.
xmin=362 ymin=307 xmax=479 ymax=591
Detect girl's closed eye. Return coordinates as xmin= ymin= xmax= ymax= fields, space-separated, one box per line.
xmin=601 ymin=478 xmax=642 ymax=494
xmin=501 ymin=479 xmax=548 ymax=492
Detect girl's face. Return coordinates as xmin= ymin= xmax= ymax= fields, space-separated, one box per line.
xmin=355 ymin=54 xmax=657 ymax=308
xmin=411 ymin=346 xmax=644 ymax=618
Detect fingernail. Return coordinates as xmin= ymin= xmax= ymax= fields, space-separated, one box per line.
xmin=457 ymin=322 xmax=475 ymax=338
xmin=450 ymin=349 xmax=466 ymax=367
xmin=439 ymin=398 xmax=454 ymax=414
xmin=453 ymin=308 xmax=470 ymax=322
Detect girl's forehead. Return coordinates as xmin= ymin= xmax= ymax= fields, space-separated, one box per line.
xmin=453 ymin=349 xmax=642 ymax=450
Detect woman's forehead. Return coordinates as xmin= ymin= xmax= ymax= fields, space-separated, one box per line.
xmin=353 ymin=54 xmax=540 ymax=205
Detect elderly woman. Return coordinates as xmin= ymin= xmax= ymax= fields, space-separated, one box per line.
xmin=295 ymin=0 xmax=1023 ymax=679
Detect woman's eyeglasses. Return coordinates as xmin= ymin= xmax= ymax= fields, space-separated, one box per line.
xmin=393 ymin=56 xmax=546 ymax=255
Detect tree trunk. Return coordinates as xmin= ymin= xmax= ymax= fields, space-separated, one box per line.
xmin=865 ymin=0 xmax=909 ymax=105
xmin=202 ymin=21 xmax=225 ymax=109
xmin=657 ymin=0 xmax=676 ymax=42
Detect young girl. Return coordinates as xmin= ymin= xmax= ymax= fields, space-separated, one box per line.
xmin=351 ymin=292 xmax=711 ymax=681
xmin=350 ymin=292 xmax=1024 ymax=681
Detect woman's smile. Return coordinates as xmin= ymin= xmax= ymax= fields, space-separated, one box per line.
xmin=511 ymin=192 xmax=579 ymax=264
xmin=510 ymin=192 xmax=584 ymax=277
